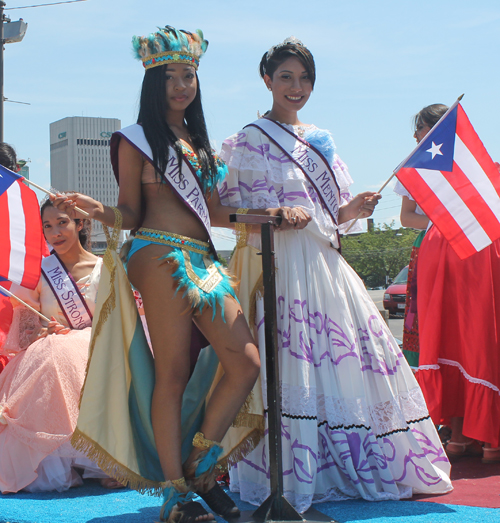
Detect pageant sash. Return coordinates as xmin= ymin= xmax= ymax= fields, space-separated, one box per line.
xmin=41 ymin=254 xmax=93 ymax=330
xmin=113 ymin=124 xmax=213 ymax=245
xmin=246 ymin=118 xmax=341 ymax=225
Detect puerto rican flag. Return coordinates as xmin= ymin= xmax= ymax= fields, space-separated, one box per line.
xmin=395 ymin=102 xmax=500 ymax=260
xmin=0 ymin=165 xmax=44 ymax=289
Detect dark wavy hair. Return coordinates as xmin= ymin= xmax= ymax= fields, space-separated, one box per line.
xmin=0 ymin=142 xmax=17 ymax=171
xmin=40 ymin=198 xmax=92 ymax=252
xmin=259 ymin=41 xmax=316 ymax=87
xmin=137 ymin=64 xmax=217 ymax=187
xmin=414 ymin=104 xmax=448 ymax=131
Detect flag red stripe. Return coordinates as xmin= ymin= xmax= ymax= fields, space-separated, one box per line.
xmin=456 ymin=105 xmax=500 ymax=195
xmin=397 ymin=168 xmax=477 ymax=259
xmin=0 ymin=192 xmax=11 ymax=281
xmin=19 ymin=182 xmax=42 ymax=289
xmin=439 ymin=163 xmax=500 ymax=242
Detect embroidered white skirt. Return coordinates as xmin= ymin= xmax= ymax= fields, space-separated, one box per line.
xmin=229 ymin=228 xmax=452 ymax=512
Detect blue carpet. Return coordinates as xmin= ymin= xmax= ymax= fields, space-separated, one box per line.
xmin=0 ymin=482 xmax=498 ymax=523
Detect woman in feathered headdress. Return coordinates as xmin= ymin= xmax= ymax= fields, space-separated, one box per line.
xmin=219 ymin=37 xmax=452 ymax=512
xmin=51 ymin=25 xmax=297 ymax=523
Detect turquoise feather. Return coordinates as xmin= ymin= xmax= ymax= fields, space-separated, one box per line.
xmin=158 ymin=249 xmax=236 ymax=322
xmin=160 ymin=486 xmax=194 ymax=521
xmin=194 ymin=444 xmax=223 ymax=477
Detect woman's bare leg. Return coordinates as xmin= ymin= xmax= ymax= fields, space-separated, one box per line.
xmin=185 ymin=296 xmax=260 ymax=467
xmin=128 ymin=245 xmax=194 ymax=483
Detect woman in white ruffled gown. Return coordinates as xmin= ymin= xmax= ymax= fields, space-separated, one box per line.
xmin=219 ymin=38 xmax=452 ymax=513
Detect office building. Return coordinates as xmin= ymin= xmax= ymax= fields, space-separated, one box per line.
xmin=49 ymin=116 xmax=123 ymax=251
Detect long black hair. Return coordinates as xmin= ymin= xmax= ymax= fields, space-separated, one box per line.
xmin=137 ymin=64 xmax=217 ymax=188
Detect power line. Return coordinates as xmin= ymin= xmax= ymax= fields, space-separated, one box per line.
xmin=6 ymin=0 xmax=86 ymax=9
xmin=375 ymin=204 xmax=402 ymax=211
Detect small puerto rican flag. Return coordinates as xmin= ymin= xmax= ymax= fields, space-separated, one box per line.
xmin=395 ymin=101 xmax=500 ymax=260
xmin=0 ymin=164 xmax=44 ymax=289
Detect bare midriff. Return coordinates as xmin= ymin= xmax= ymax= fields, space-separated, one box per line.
xmin=140 ymin=182 xmax=210 ymax=242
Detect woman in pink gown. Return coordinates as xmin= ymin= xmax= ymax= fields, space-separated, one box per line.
xmin=0 ymin=199 xmax=120 ymax=492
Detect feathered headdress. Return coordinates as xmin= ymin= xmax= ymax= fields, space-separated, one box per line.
xmin=132 ymin=25 xmax=208 ymax=71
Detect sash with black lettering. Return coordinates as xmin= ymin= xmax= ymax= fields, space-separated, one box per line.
xmin=111 ymin=124 xmax=215 ymax=254
xmin=41 ymin=254 xmax=93 ymax=330
xmin=245 ymin=118 xmax=341 ymax=226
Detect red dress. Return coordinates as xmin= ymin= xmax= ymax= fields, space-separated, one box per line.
xmin=416 ymin=225 xmax=500 ymax=446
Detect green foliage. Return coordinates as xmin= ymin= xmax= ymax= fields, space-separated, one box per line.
xmin=341 ymin=222 xmax=418 ymax=288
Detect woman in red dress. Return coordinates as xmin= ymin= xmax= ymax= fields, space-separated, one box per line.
xmin=412 ymin=104 xmax=500 ymax=463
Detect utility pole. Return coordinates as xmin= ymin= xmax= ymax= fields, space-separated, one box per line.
xmin=0 ymin=1 xmax=83 ymax=143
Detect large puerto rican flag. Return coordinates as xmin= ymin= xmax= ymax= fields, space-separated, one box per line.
xmin=395 ymin=101 xmax=500 ymax=260
xmin=0 ymin=164 xmax=44 ymax=289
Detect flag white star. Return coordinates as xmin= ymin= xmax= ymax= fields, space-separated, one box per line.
xmin=426 ymin=141 xmax=444 ymax=160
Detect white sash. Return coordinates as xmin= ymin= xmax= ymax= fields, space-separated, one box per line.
xmin=246 ymin=118 xmax=341 ymax=225
xmin=41 ymin=254 xmax=93 ymax=330
xmin=115 ymin=124 xmax=213 ymax=245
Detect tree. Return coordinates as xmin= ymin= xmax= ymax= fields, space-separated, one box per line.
xmin=341 ymin=222 xmax=418 ymax=288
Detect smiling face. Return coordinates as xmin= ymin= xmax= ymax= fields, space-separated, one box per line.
xmin=42 ymin=205 xmax=82 ymax=255
xmin=165 ymin=63 xmax=197 ymax=113
xmin=264 ymin=56 xmax=313 ymax=116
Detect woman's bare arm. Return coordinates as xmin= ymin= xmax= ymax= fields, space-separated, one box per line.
xmin=400 ymin=196 xmax=429 ymax=229
xmin=51 ymin=140 xmax=143 ymax=230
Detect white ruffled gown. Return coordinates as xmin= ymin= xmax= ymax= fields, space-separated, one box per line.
xmin=219 ymin=124 xmax=452 ymax=512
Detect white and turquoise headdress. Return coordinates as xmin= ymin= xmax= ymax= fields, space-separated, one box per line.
xmin=132 ymin=25 xmax=208 ymax=71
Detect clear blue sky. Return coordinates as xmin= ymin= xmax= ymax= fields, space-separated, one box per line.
xmin=4 ymin=0 xmax=500 ymax=249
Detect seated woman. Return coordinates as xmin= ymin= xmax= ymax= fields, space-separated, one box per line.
xmin=0 ymin=198 xmax=121 ymax=492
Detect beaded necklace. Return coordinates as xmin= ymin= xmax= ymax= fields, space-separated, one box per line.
xmin=180 ymin=142 xmax=225 ymax=195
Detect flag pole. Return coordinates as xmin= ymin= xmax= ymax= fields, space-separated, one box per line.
xmin=22 ymin=178 xmax=90 ymax=218
xmin=344 ymin=94 xmax=465 ymax=234
xmin=0 ymin=286 xmax=51 ymax=323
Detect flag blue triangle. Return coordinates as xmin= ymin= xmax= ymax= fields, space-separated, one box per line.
xmin=403 ymin=105 xmax=457 ymax=172
xmin=0 ymin=164 xmax=23 ymax=196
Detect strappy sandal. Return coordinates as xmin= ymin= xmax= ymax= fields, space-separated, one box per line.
xmin=199 ymin=481 xmax=240 ymax=520
xmin=184 ymin=432 xmax=240 ymax=520
xmin=482 ymin=447 xmax=500 ymax=464
xmin=159 ymin=478 xmax=214 ymax=523
xmin=445 ymin=440 xmax=483 ymax=460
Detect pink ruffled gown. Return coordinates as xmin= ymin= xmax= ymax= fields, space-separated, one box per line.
xmin=0 ymin=259 xmax=107 ymax=493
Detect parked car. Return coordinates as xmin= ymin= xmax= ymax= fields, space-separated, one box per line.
xmin=383 ymin=265 xmax=409 ymax=316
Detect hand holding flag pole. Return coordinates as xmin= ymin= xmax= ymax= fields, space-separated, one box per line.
xmin=21 ymin=178 xmax=89 ymax=217
xmin=344 ymin=94 xmax=465 ymax=234
xmin=0 ymin=286 xmax=50 ymax=323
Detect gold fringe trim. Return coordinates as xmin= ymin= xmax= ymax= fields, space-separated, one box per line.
xmin=71 ymin=427 xmax=167 ymax=496
xmin=215 ymin=428 xmax=264 ymax=473
xmin=78 ymin=229 xmax=121 ymax=409
xmin=192 ymin=431 xmax=221 ymax=450
xmin=235 ymin=208 xmax=250 ymax=249
xmin=238 ymin=390 xmax=252 ymax=416
xmin=232 ymin=412 xmax=265 ymax=432
xmin=248 ymin=272 xmax=264 ymax=328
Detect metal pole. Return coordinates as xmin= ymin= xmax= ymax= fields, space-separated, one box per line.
xmin=229 ymin=214 xmax=337 ymax=523
xmin=0 ymin=1 xmax=5 ymax=143
xmin=252 ymin=220 xmax=302 ymax=522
